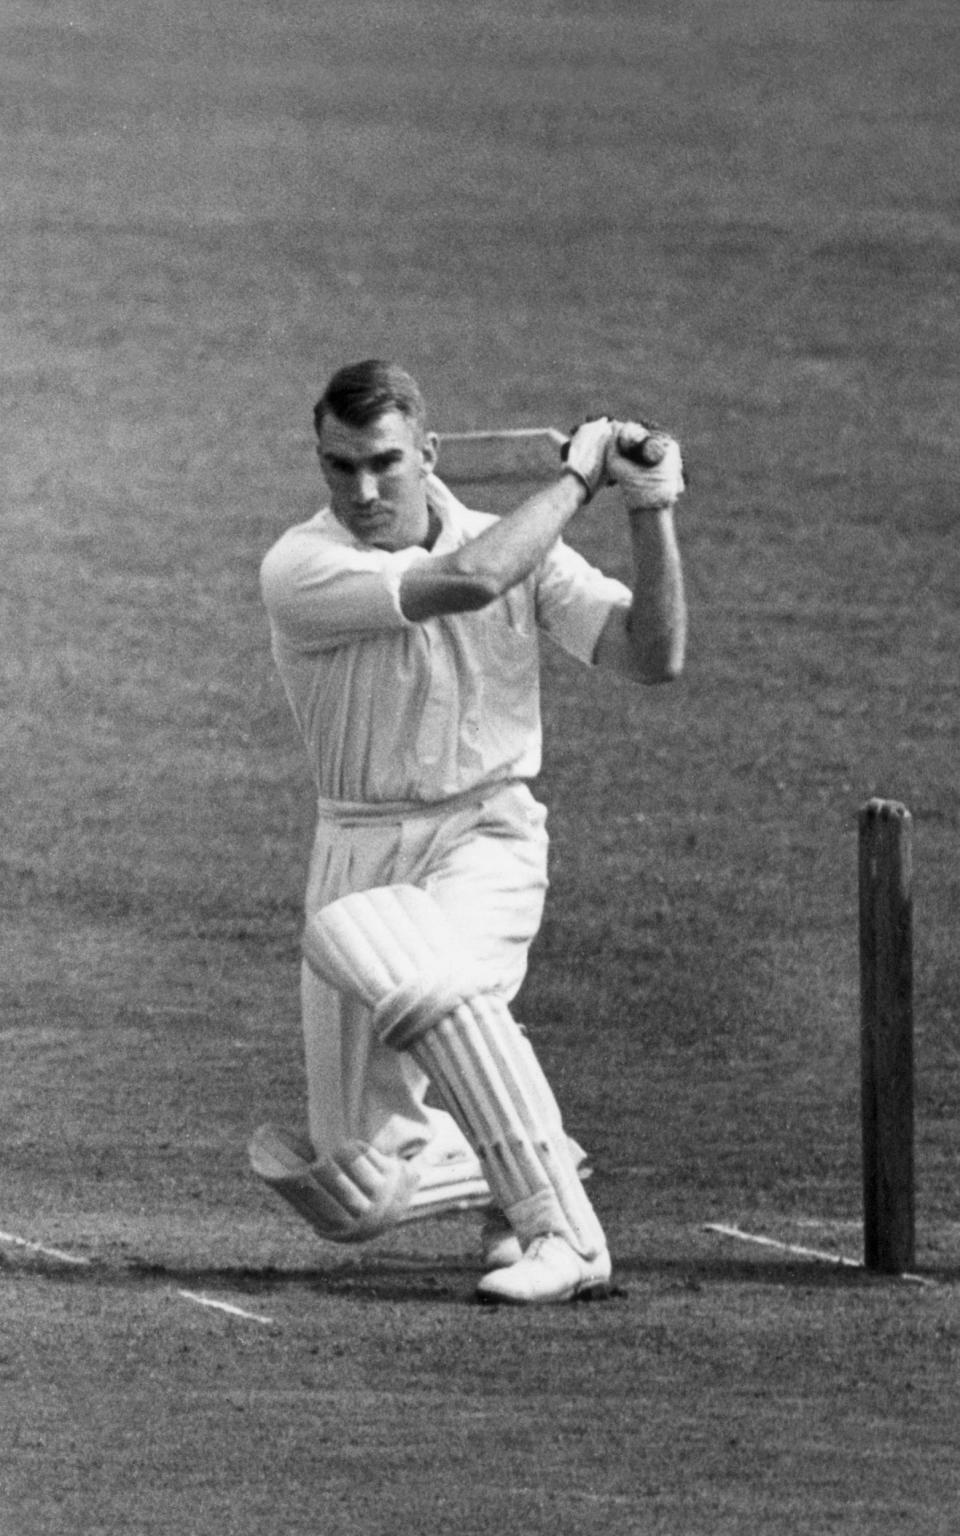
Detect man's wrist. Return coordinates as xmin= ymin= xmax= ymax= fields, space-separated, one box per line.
xmin=560 ymin=467 xmax=593 ymax=505
xmin=626 ymin=498 xmax=676 ymax=518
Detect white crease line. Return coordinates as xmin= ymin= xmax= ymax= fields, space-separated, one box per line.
xmin=793 ymin=1217 xmax=863 ymax=1228
xmin=705 ymin=1224 xmax=935 ymax=1286
xmin=705 ymin=1224 xmax=861 ymax=1267
xmin=0 ymin=1228 xmax=92 ymax=1266
xmin=177 ymin=1290 xmax=275 ymax=1325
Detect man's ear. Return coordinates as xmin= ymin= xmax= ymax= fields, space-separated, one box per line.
xmin=420 ymin=432 xmax=439 ymax=476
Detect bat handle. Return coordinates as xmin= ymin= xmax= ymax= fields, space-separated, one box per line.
xmin=617 ymin=430 xmax=666 ymax=468
xmin=560 ymin=423 xmax=668 ymax=469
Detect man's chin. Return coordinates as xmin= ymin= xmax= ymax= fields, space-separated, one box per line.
xmin=351 ymin=513 xmax=395 ymax=545
xmin=332 ymin=502 xmax=426 ymax=551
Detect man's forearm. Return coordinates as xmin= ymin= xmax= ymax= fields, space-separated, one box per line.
xmin=627 ymin=506 xmax=687 ymax=678
xmin=400 ymin=472 xmax=588 ymax=622
xmin=453 ymin=471 xmax=587 ymax=594
xmin=594 ymin=506 xmax=687 ymax=682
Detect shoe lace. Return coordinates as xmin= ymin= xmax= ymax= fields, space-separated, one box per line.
xmin=523 ymin=1233 xmax=567 ymax=1261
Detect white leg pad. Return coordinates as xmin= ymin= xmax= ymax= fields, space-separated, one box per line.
xmin=248 ymin=1124 xmax=419 ymax=1243
xmin=387 ymin=995 xmax=606 ymax=1260
xmin=249 ymin=1123 xmax=492 ymax=1239
xmin=305 ymin=885 xmax=606 ymax=1259
xmin=401 ymin=1147 xmax=493 ymax=1218
xmin=303 ymin=884 xmax=485 ymax=1036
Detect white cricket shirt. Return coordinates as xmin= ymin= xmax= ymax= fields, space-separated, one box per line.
xmin=260 ymin=476 xmax=630 ymax=806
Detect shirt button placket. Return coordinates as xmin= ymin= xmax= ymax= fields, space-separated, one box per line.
xmin=415 ymin=623 xmax=448 ymax=773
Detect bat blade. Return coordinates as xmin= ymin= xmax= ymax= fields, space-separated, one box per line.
xmin=437 ymin=422 xmax=669 ymax=484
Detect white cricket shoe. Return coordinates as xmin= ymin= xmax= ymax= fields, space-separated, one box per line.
xmin=476 ymin=1234 xmax=612 ymax=1305
xmin=480 ymin=1210 xmax=523 ymax=1271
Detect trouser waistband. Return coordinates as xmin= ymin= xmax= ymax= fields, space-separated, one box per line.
xmin=314 ymin=779 xmax=526 ymax=825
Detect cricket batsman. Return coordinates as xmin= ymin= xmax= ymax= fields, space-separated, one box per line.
xmin=250 ymin=359 xmax=687 ymax=1303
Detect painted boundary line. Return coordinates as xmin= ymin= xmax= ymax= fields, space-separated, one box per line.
xmin=705 ymin=1224 xmax=935 ymax=1286
xmin=0 ymin=1228 xmax=92 ymax=1267
xmin=176 ymin=1290 xmax=276 ymax=1325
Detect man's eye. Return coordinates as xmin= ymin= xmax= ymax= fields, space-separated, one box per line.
xmin=372 ymin=454 xmax=402 ymax=472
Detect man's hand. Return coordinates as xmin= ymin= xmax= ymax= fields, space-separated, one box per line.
xmin=607 ymin=421 xmax=685 ymax=512
xmin=561 ymin=417 xmax=616 ymax=502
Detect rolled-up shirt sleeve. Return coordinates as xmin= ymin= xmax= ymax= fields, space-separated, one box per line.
xmin=260 ymin=514 xmax=430 ymax=650
xmin=534 ymin=539 xmax=632 ymax=666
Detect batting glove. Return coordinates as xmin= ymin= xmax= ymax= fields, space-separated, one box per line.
xmin=561 ymin=416 xmax=616 ymax=501
xmin=608 ymin=421 xmax=685 ymax=512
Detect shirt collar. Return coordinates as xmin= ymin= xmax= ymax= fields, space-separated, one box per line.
xmin=315 ymin=476 xmax=470 ymax=555
xmin=425 ymin=474 xmax=471 ymax=554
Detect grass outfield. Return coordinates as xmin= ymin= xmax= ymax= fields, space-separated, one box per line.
xmin=3 ymin=1 xmax=960 ymax=1532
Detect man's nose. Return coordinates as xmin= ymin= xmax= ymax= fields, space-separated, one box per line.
xmin=353 ymin=469 xmax=379 ymax=505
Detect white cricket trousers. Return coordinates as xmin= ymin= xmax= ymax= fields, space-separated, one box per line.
xmin=300 ymin=779 xmax=549 ymax=1160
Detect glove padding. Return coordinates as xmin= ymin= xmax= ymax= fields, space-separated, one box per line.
xmin=608 ymin=421 xmax=685 ymax=511
xmin=561 ymin=417 xmax=615 ymax=501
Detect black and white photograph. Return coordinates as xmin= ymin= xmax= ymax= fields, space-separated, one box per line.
xmin=3 ymin=2 xmax=958 ymax=1531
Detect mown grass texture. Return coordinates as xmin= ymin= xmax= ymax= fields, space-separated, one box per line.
xmin=2 ymin=3 xmax=960 ymax=1533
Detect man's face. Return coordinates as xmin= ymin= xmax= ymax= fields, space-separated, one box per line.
xmin=317 ymin=408 xmax=438 ymax=551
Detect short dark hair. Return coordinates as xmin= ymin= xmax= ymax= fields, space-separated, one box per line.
xmin=313 ymin=360 xmax=428 ymax=438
